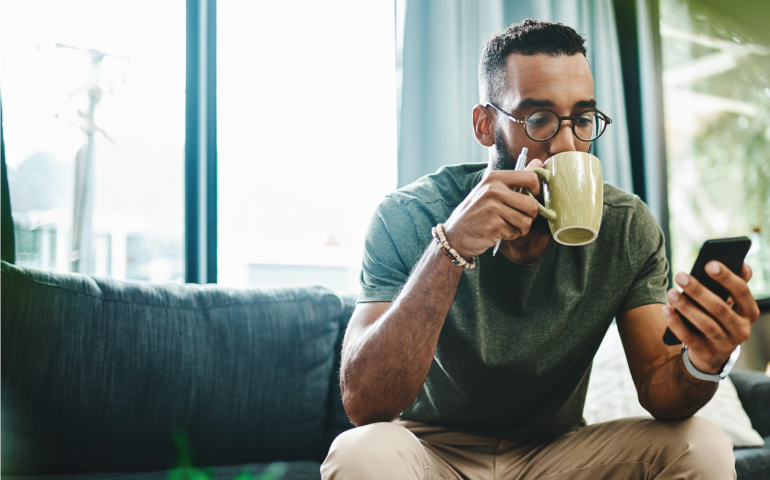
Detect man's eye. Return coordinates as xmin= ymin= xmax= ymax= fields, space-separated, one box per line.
xmin=576 ymin=116 xmax=594 ymax=126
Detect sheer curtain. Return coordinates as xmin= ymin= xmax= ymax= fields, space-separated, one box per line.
xmin=397 ymin=0 xmax=633 ymax=193
xmin=397 ymin=0 xmax=504 ymax=187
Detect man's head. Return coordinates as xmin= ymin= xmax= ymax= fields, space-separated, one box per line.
xmin=479 ymin=19 xmax=587 ymax=105
xmin=472 ymin=20 xmax=596 ymax=170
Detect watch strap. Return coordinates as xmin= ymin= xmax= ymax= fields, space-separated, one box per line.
xmin=681 ymin=344 xmax=741 ymax=382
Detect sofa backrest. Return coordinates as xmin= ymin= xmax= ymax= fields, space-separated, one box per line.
xmin=1 ymin=261 xmax=348 ymax=476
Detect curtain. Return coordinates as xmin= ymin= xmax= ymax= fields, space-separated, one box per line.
xmin=397 ymin=0 xmax=504 ymax=187
xmin=397 ymin=0 xmax=634 ymax=194
xmin=1 ymin=87 xmax=15 ymax=264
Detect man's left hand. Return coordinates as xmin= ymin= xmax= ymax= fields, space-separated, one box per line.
xmin=664 ymin=262 xmax=760 ymax=373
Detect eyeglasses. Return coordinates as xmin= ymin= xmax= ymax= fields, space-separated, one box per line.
xmin=486 ymin=103 xmax=612 ymax=142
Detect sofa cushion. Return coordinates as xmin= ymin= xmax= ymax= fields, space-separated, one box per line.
xmin=731 ymin=370 xmax=770 ymax=438
xmin=1 ymin=262 xmax=343 ymax=476
xmin=734 ymin=437 xmax=770 ymax=480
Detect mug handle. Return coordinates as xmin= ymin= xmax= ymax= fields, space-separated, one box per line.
xmin=521 ymin=167 xmax=557 ymax=222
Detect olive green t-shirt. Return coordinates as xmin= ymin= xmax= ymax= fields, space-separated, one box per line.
xmin=358 ymin=163 xmax=669 ymax=442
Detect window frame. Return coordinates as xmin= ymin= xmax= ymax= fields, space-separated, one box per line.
xmin=185 ymin=0 xmax=217 ymax=284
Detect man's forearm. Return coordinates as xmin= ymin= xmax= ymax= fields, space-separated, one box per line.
xmin=639 ymin=352 xmax=718 ymax=419
xmin=340 ymin=244 xmax=463 ymax=426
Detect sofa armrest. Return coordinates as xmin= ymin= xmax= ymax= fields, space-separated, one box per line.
xmin=730 ymin=369 xmax=770 ymax=438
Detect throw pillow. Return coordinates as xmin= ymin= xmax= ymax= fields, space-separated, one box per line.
xmin=585 ymin=322 xmax=764 ymax=447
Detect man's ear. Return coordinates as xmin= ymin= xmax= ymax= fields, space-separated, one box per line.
xmin=472 ymin=104 xmax=496 ymax=148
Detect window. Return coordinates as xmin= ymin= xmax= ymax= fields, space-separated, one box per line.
xmin=0 ymin=0 xmax=186 ymax=282
xmin=2 ymin=1 xmax=397 ymax=290
xmin=660 ymin=0 xmax=770 ymax=301
xmin=216 ymin=0 xmax=397 ymax=291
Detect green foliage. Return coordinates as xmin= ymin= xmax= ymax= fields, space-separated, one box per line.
xmin=692 ymin=113 xmax=770 ymax=232
xmin=169 ymin=430 xmax=288 ymax=480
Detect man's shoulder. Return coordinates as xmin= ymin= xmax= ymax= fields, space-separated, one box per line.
xmin=598 ymin=183 xmax=664 ymax=254
xmin=600 ymin=182 xmax=658 ymax=226
xmin=385 ymin=163 xmax=487 ymax=210
xmin=602 ymin=182 xmax=642 ymax=211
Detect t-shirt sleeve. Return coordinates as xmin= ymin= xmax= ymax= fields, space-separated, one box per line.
xmin=619 ymin=198 xmax=670 ymax=312
xmin=357 ymin=197 xmax=421 ymax=304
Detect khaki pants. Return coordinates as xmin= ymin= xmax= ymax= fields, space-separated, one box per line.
xmin=321 ymin=416 xmax=735 ymax=479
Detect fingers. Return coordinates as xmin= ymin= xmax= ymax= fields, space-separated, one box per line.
xmin=666 ymin=286 xmax=730 ymax=346
xmin=740 ymin=262 xmax=753 ymax=282
xmin=705 ymin=261 xmax=760 ymax=323
xmin=662 ymin=304 xmax=704 ymax=348
xmin=669 ymin=265 xmax=756 ymax=344
xmin=494 ymin=199 xmax=537 ymax=239
xmin=479 ymin=184 xmax=539 ymax=238
xmin=663 ymin=305 xmax=723 ymax=373
xmin=525 ymin=159 xmax=544 ymax=170
xmin=486 ymin=169 xmax=542 ymax=197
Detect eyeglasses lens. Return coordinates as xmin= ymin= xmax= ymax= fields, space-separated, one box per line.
xmin=525 ymin=111 xmax=559 ymax=141
xmin=525 ymin=110 xmax=606 ymax=141
xmin=575 ymin=111 xmax=605 ymax=141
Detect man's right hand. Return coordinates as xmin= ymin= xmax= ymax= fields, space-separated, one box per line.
xmin=443 ymin=160 xmax=544 ymax=258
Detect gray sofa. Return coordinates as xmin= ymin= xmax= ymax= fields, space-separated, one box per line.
xmin=2 ymin=261 xmax=769 ymax=480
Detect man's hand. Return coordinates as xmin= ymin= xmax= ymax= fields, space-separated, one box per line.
xmin=664 ymin=261 xmax=760 ymax=373
xmin=442 ymin=160 xmax=544 ymax=258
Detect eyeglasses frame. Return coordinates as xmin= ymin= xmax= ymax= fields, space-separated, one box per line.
xmin=485 ymin=102 xmax=613 ymax=142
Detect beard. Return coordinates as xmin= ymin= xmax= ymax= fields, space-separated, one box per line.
xmin=492 ymin=129 xmax=519 ymax=171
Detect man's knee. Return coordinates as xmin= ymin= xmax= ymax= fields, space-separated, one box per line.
xmin=652 ymin=416 xmax=735 ymax=479
xmin=674 ymin=416 xmax=733 ymax=458
xmin=321 ymin=422 xmax=427 ymax=480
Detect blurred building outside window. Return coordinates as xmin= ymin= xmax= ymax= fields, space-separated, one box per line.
xmin=1 ymin=0 xmax=186 ymax=283
xmin=217 ymin=0 xmax=397 ymax=293
xmin=660 ymin=0 xmax=770 ymax=301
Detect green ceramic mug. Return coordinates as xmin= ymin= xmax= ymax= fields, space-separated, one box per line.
xmin=523 ymin=151 xmax=603 ymax=246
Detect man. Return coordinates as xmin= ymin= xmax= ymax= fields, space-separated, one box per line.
xmin=321 ymin=19 xmax=759 ymax=479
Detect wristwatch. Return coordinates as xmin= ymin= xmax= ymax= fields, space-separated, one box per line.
xmin=682 ymin=344 xmax=741 ymax=382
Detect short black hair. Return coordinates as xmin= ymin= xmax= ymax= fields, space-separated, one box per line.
xmin=479 ymin=19 xmax=587 ymax=104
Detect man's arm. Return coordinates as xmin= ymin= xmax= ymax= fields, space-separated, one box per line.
xmin=617 ymin=262 xmax=759 ymax=419
xmin=340 ymin=165 xmax=543 ymax=426
xmin=340 ymin=245 xmax=461 ymax=426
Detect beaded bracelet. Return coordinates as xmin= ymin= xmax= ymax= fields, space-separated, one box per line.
xmin=431 ymin=223 xmax=477 ymax=269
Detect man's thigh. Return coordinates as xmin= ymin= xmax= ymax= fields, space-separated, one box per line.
xmin=495 ymin=416 xmax=735 ymax=480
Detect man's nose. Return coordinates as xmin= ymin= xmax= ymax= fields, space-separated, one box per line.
xmin=548 ymin=119 xmax=577 ymax=154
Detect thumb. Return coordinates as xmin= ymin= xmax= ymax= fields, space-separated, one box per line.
xmin=526 ymin=159 xmax=544 ymax=170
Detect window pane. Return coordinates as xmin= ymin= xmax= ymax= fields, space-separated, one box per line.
xmin=661 ymin=0 xmax=770 ymax=300
xmin=1 ymin=1 xmax=185 ymax=282
xmin=217 ymin=1 xmax=397 ymax=291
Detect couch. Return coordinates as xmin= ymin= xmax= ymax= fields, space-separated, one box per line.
xmin=2 ymin=261 xmax=770 ymax=480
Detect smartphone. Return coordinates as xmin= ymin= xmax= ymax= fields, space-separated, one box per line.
xmin=663 ymin=236 xmax=752 ymax=346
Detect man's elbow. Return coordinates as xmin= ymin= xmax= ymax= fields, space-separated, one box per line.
xmin=639 ymin=392 xmax=698 ymax=420
xmin=342 ymin=389 xmax=399 ymax=427
xmin=646 ymin=408 xmax=695 ymax=421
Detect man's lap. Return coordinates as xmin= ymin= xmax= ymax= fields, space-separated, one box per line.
xmin=322 ymin=416 xmax=735 ymax=480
